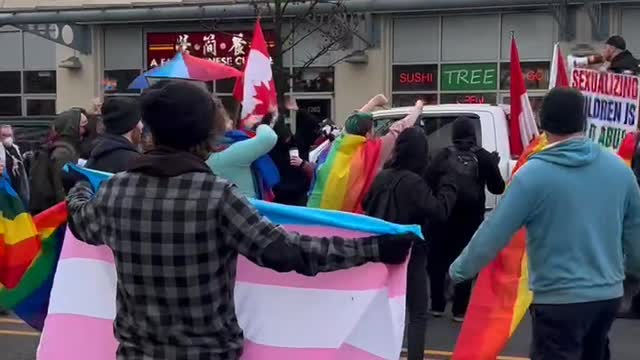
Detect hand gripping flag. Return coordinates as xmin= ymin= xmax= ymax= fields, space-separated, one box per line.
xmin=37 ymin=165 xmax=419 ymax=360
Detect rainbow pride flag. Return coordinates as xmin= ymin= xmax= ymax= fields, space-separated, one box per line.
xmin=0 ymin=175 xmax=67 ymax=330
xmin=452 ymin=134 xmax=548 ymax=360
xmin=307 ymin=134 xmax=382 ymax=213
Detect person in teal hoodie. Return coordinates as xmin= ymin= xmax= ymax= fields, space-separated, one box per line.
xmin=449 ymin=88 xmax=640 ymax=360
xmin=207 ymin=100 xmax=278 ymax=199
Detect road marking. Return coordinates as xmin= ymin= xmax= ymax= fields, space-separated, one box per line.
xmin=401 ymin=349 xmax=529 ymax=360
xmin=0 ymin=330 xmax=39 ymax=337
xmin=0 ymin=317 xmax=24 ymax=324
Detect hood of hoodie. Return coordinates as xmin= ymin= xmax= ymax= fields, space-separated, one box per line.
xmin=53 ymin=110 xmax=81 ymax=143
xmin=90 ymin=133 xmax=138 ymax=161
xmin=530 ymin=137 xmax=600 ymax=167
xmin=386 ymin=127 xmax=429 ymax=174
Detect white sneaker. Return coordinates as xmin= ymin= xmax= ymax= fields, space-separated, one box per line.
xmin=429 ymin=310 xmax=444 ymax=317
xmin=452 ymin=315 xmax=465 ymax=323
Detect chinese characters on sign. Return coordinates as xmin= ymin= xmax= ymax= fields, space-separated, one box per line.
xmin=147 ymin=31 xmax=275 ymax=69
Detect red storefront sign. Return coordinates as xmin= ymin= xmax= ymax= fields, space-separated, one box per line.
xmin=146 ymin=31 xmax=276 ymax=69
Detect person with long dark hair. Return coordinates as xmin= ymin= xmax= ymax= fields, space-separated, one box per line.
xmin=363 ymin=127 xmax=457 ymax=360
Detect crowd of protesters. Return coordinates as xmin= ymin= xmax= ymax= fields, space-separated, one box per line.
xmin=0 ymin=35 xmax=639 ymax=360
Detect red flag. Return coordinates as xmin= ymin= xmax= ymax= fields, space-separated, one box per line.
xmin=550 ymin=43 xmax=570 ymax=89
xmin=233 ymin=19 xmax=277 ymax=126
xmin=509 ymin=36 xmax=539 ymax=158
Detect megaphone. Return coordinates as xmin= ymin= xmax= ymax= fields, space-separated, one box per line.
xmin=568 ymin=55 xmax=605 ymax=68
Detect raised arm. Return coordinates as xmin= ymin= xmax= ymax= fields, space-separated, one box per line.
xmin=380 ymin=100 xmax=423 ymax=163
xmin=210 ymin=124 xmax=278 ymax=167
xmin=358 ymin=94 xmax=388 ymax=113
xmin=220 ymin=184 xmax=412 ymax=275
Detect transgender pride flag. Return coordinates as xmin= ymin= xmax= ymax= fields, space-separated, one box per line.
xmin=37 ymin=166 xmax=418 ymax=360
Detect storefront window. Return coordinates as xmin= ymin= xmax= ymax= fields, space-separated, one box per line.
xmin=24 ymin=71 xmax=56 ymax=94
xmin=440 ymin=93 xmax=497 ymax=105
xmin=392 ymin=93 xmax=438 ymax=107
xmin=0 ymin=96 xmax=22 ymax=116
xmin=104 ymin=70 xmax=142 ymax=94
xmin=0 ymin=72 xmax=21 ymax=94
xmin=293 ymin=67 xmax=334 ymax=92
xmin=499 ymin=62 xmax=550 ymax=90
xmin=502 ymin=95 xmax=545 ymax=123
xmin=26 ymin=99 xmax=56 ymax=116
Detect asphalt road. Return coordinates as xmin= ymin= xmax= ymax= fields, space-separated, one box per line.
xmin=2 ymin=313 xmax=638 ymax=360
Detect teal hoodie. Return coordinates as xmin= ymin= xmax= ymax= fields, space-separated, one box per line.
xmin=450 ymin=137 xmax=640 ymax=304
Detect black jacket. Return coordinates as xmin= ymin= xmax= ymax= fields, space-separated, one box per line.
xmin=363 ymin=127 xmax=458 ymax=247
xmin=85 ymin=134 xmax=141 ymax=173
xmin=609 ymin=50 xmax=639 ymax=75
xmin=426 ymin=139 xmax=505 ymax=249
xmin=364 ymin=168 xmax=457 ymax=228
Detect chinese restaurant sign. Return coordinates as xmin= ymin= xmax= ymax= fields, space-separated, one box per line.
xmin=441 ymin=63 xmax=498 ymax=91
xmin=572 ymin=68 xmax=640 ymax=151
xmin=146 ymin=31 xmax=276 ymax=69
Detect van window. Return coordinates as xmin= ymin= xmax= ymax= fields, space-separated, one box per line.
xmin=373 ymin=113 xmax=482 ymax=155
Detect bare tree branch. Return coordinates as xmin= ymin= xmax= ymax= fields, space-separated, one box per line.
xmin=281 ymin=0 xmax=323 ymax=45
xmin=281 ymin=0 xmax=292 ymax=15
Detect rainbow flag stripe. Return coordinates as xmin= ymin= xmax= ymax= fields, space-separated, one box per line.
xmin=0 ymin=178 xmax=40 ymax=289
xmin=0 ymin=188 xmax=67 ymax=330
xmin=307 ymin=134 xmax=382 ymax=213
xmin=452 ymin=134 xmax=548 ymax=360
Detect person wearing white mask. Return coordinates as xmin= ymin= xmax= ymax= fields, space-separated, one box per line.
xmin=0 ymin=125 xmax=29 ymax=205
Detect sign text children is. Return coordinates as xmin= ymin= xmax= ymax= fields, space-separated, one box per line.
xmin=571 ymin=68 xmax=639 ymax=150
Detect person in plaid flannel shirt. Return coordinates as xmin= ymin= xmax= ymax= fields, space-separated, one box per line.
xmin=65 ymin=80 xmax=417 ymax=360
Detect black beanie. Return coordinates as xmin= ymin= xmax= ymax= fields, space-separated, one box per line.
xmin=606 ymin=35 xmax=626 ymax=51
xmin=101 ymin=97 xmax=141 ymax=135
xmin=140 ymin=80 xmax=214 ymax=150
xmin=452 ymin=116 xmax=477 ymax=141
xmin=540 ymin=88 xmax=586 ymax=135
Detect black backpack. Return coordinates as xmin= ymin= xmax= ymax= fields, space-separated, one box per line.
xmin=28 ymin=142 xmax=76 ymax=213
xmin=446 ymin=146 xmax=483 ymax=205
xmin=364 ymin=171 xmax=412 ymax=224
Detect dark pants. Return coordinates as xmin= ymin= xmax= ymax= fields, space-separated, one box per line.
xmin=427 ymin=246 xmax=472 ymax=316
xmin=406 ymin=243 xmax=428 ymax=360
xmin=529 ymin=298 xmax=621 ymax=360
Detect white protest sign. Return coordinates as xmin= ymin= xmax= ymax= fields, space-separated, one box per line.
xmin=571 ymin=68 xmax=640 ymax=150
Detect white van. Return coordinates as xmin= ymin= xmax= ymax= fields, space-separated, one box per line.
xmin=372 ymin=104 xmax=514 ymax=211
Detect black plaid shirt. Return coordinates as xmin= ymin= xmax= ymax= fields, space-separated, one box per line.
xmin=67 ymin=172 xmax=380 ymax=360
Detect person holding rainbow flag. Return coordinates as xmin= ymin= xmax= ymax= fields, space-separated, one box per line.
xmin=449 ymin=88 xmax=640 ymax=360
xmin=307 ymin=94 xmax=423 ymax=213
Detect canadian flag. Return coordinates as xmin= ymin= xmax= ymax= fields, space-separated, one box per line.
xmin=233 ymin=19 xmax=278 ymax=124
xmin=549 ymin=43 xmax=570 ymax=89
xmin=509 ymin=36 xmax=539 ymax=157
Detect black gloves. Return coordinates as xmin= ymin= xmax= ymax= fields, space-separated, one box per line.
xmin=490 ymin=151 xmax=501 ymax=165
xmin=377 ymin=233 xmax=418 ymax=264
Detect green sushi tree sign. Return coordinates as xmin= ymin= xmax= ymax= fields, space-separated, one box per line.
xmin=441 ymin=63 xmax=498 ymax=91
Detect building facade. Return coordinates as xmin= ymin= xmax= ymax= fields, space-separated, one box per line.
xmin=0 ymin=0 xmax=639 ymax=141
